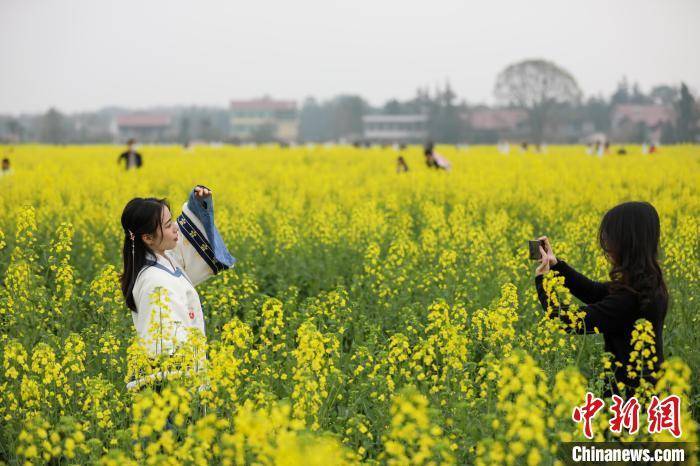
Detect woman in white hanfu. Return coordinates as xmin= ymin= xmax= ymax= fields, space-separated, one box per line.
xmin=120 ymin=185 xmax=235 ymax=391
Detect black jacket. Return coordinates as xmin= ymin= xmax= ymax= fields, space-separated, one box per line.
xmin=118 ymin=150 xmax=143 ymax=168
xmin=535 ymin=260 xmax=667 ymax=395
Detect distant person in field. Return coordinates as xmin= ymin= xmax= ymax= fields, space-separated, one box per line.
xmin=596 ymin=141 xmax=604 ymax=157
xmin=396 ymin=156 xmax=409 ymax=173
xmin=432 ymin=151 xmax=451 ymax=170
xmin=535 ymin=201 xmax=668 ymax=398
xmin=424 ymin=148 xmax=439 ymax=169
xmin=424 ymin=142 xmax=439 ymax=169
xmin=497 ymin=141 xmax=510 ymax=154
xmin=118 ymin=139 xmax=143 ymax=170
xmin=1 ymin=158 xmax=11 ymax=175
xmin=423 ymin=141 xmax=450 ymax=170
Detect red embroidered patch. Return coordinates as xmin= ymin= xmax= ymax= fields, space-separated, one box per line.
xmin=189 ymin=310 xmax=195 ymax=320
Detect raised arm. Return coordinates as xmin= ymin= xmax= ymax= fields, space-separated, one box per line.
xmin=535 ymin=274 xmax=637 ymax=335
xmin=166 ymin=185 xmax=236 ymax=287
xmin=534 ymin=236 xmax=609 ymax=305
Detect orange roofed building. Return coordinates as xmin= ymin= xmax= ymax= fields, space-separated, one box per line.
xmin=610 ymin=104 xmax=675 ymax=143
xmin=114 ymin=114 xmax=172 ymax=142
xmin=466 ymin=108 xmax=529 ymax=143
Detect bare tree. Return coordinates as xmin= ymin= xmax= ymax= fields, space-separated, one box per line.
xmin=494 ymin=59 xmax=582 ymax=143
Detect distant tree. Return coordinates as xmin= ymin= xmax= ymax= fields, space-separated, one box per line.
xmin=6 ymin=119 xmax=24 ymax=140
xmin=330 ymin=95 xmax=368 ymax=141
xmin=660 ymin=121 xmax=676 ymax=144
xmin=494 ymin=59 xmax=582 ymax=143
xmin=629 ymin=82 xmax=652 ymax=104
xmin=611 ymin=77 xmax=631 ymax=105
xmin=650 ymin=85 xmax=678 ymax=105
xmin=198 ymin=116 xmax=221 ymax=141
xmin=383 ymin=99 xmax=403 ymax=115
xmin=676 ymin=83 xmax=697 ymax=143
xmin=409 ymin=86 xmax=433 ymax=115
xmin=299 ymin=97 xmax=332 ymax=142
xmin=179 ymin=117 xmax=191 ymax=144
xmin=430 ymin=81 xmax=464 ymax=143
xmin=582 ymin=96 xmax=611 ymax=132
xmin=40 ymin=107 xmax=68 ymax=143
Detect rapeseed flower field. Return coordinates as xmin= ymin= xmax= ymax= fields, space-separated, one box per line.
xmin=0 ymin=144 xmax=698 ymax=464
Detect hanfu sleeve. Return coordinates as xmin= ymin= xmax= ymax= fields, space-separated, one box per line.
xmin=166 ymin=186 xmax=236 ymax=287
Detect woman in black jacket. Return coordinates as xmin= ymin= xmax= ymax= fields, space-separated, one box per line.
xmin=535 ymin=201 xmax=668 ymax=397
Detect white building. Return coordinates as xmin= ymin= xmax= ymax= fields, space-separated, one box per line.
xmin=362 ymin=114 xmax=428 ymax=143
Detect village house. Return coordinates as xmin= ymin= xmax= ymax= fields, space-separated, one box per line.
xmin=362 ymin=114 xmax=428 ymax=144
xmin=114 ymin=114 xmax=172 ymax=143
xmin=229 ymin=97 xmax=298 ymax=143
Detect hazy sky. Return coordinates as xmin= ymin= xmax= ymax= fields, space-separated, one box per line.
xmin=1 ymin=0 xmax=698 ymax=114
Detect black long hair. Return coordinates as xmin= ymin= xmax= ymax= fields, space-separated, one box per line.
xmin=120 ymin=197 xmax=170 ymax=312
xmin=598 ymin=201 xmax=668 ymax=309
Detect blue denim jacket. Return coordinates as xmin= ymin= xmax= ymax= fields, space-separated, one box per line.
xmin=186 ymin=186 xmax=236 ymax=270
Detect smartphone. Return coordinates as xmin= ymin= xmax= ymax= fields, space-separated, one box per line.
xmin=528 ymin=239 xmax=545 ymax=260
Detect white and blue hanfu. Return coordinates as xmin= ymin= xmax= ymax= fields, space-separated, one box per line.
xmin=127 ymin=187 xmax=235 ymax=390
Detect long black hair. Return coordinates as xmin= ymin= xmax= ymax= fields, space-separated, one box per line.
xmin=120 ymin=197 xmax=170 ymax=312
xmin=598 ymin=201 xmax=668 ymax=309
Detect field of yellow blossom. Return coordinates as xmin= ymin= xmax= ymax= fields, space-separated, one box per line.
xmin=0 ymin=144 xmax=698 ymax=465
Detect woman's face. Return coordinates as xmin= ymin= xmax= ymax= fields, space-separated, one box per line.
xmin=144 ymin=206 xmax=179 ymax=252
